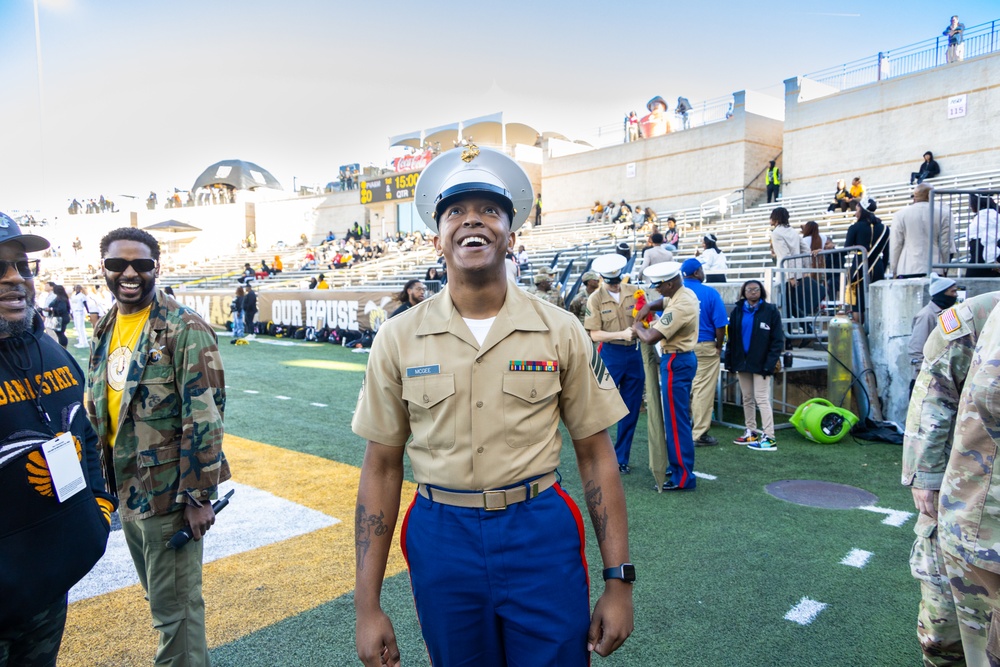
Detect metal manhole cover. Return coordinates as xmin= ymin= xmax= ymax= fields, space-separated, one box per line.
xmin=765 ymin=480 xmax=878 ymax=509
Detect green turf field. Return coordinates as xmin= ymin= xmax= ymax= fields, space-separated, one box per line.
xmin=66 ymin=335 xmax=922 ymax=666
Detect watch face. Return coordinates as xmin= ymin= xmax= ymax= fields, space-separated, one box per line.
xmin=622 ymin=564 xmax=636 ymax=582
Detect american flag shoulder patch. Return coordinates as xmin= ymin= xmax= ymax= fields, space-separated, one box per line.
xmin=939 ymin=308 xmax=961 ymax=334
xmin=509 ymin=360 xmax=558 ymax=372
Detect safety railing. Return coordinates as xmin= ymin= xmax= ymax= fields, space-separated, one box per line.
xmin=802 ymin=18 xmax=1000 ymax=93
xmin=929 ymin=189 xmax=1000 ymax=276
xmin=775 ymin=246 xmax=870 ymax=340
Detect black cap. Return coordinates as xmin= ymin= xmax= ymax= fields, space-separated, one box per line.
xmin=0 ymin=212 xmax=50 ymax=252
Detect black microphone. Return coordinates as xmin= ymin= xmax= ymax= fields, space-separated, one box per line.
xmin=167 ymin=489 xmax=235 ymax=550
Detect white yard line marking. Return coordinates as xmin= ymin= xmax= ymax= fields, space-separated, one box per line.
xmin=310 ymin=402 xmax=328 ymax=407
xmin=243 ymin=390 xmax=259 ymax=394
xmin=785 ymin=597 xmax=827 ymax=625
xmin=275 ymin=396 xmax=291 ymax=400
xmin=693 ymin=471 xmax=717 ymax=480
xmin=858 ymin=505 xmax=913 ymax=527
xmin=840 ymin=548 xmax=873 ymax=568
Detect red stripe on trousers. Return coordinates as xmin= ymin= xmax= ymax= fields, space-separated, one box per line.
xmin=666 ymin=354 xmax=689 ymax=487
xmin=554 ymin=483 xmax=591 ymax=590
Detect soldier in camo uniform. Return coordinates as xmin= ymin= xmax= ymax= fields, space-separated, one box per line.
xmin=86 ymin=227 xmax=228 ymax=667
xmin=934 ymin=294 xmax=1000 ymax=667
xmin=903 ymin=291 xmax=1000 ymax=666
xmin=529 ymin=267 xmax=564 ymax=308
xmin=569 ymin=270 xmax=600 ymax=324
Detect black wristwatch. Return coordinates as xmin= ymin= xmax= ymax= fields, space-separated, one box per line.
xmin=603 ymin=563 xmax=636 ymax=583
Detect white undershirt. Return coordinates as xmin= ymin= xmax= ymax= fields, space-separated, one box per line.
xmin=608 ymin=290 xmax=621 ymax=303
xmin=462 ymin=316 xmax=496 ymax=346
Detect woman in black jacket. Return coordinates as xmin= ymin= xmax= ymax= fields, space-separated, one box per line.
xmin=725 ymin=279 xmax=784 ymax=451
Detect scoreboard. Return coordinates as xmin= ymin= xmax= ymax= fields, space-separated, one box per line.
xmin=359 ymin=170 xmax=421 ymax=204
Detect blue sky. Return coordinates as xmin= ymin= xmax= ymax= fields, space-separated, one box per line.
xmin=0 ymin=0 xmax=994 ymax=213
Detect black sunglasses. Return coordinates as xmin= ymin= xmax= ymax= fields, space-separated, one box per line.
xmin=104 ymin=257 xmax=156 ymax=273
xmin=0 ymin=259 xmax=41 ymax=279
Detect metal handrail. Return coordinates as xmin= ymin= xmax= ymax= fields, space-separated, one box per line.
xmin=802 ymin=17 xmax=999 ymax=93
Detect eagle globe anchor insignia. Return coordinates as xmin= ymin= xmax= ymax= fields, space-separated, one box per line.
xmin=461 ymin=143 xmax=480 ymax=163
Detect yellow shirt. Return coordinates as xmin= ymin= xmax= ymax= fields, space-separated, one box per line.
xmin=352 ymin=285 xmax=627 ymax=490
xmin=106 ymin=305 xmax=151 ymax=447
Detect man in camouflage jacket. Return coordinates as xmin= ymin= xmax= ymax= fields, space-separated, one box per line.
xmin=527 ymin=267 xmax=564 ymax=308
xmin=86 ymin=227 xmax=228 ymax=667
xmin=931 ymin=294 xmax=1000 ymax=666
xmin=903 ymin=292 xmax=1000 ymax=666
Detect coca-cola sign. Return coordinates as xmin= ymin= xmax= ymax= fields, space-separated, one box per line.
xmin=392 ymin=149 xmax=434 ymax=173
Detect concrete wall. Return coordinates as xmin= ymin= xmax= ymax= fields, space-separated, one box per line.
xmin=783 ymin=51 xmax=1000 ymax=198
xmin=541 ymin=99 xmax=783 ymax=225
xmin=256 ymin=190 xmax=368 ymax=248
xmin=870 ymin=277 xmax=1000 ymax=426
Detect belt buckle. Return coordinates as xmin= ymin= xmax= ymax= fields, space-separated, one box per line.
xmin=483 ymin=489 xmax=508 ymax=511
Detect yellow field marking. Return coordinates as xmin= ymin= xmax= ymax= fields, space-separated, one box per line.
xmin=282 ymin=358 xmax=368 ymax=372
xmin=60 ymin=434 xmax=414 ymax=666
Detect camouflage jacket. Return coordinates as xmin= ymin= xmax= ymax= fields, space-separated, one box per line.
xmin=527 ymin=286 xmax=564 ymax=309
xmin=937 ymin=298 xmax=1000 ymax=571
xmin=902 ymin=292 xmax=1000 ymax=490
xmin=568 ymin=290 xmax=589 ymax=324
xmin=86 ymin=290 xmax=229 ymax=521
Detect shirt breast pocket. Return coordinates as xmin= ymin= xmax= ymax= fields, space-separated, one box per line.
xmin=134 ymin=361 xmax=180 ymax=422
xmin=501 ymin=373 xmax=561 ymax=448
xmin=401 ymin=374 xmax=456 ymax=450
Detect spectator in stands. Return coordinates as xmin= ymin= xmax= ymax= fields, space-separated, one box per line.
xmin=966 ymin=194 xmax=1000 ymax=277
xmin=612 ymin=204 xmax=633 ymax=238
xmin=259 ymin=260 xmax=271 ymax=277
xmin=316 ymin=273 xmax=329 ymax=289
xmin=907 ymin=273 xmax=958 ymax=390
xmin=272 ymin=255 xmax=283 ymax=274
xmin=300 ymin=249 xmax=317 ymax=271
xmin=230 ymin=286 xmax=245 ymax=342
xmin=632 ymin=206 xmax=646 ymax=229
xmin=640 ymin=95 xmax=671 ymax=137
xmin=602 ymin=200 xmax=616 ymax=224
xmin=307 ymin=276 xmax=318 ymax=290
xmin=697 ymin=233 xmax=728 ymax=283
xmin=725 ymin=280 xmax=784 ymax=451
xmin=675 ymin=96 xmax=693 ymax=130
xmin=765 ymin=161 xmax=781 ymax=204
xmin=515 ymin=245 xmax=530 ymax=275
xmin=587 ymin=200 xmax=604 ymax=223
xmin=827 ymin=179 xmax=851 ymax=213
xmin=910 ymin=152 xmax=941 ymax=185
xmin=847 ymin=176 xmax=866 ymax=208
xmin=845 ymin=198 xmax=889 ymax=323
xmin=890 ymin=184 xmax=955 ymax=279
xmin=505 ymin=251 xmax=519 ymax=282
xmin=645 ymin=208 xmax=658 ymax=225
xmin=770 ymin=207 xmax=801 ymax=270
xmin=943 ymin=15 xmax=965 ymax=63
xmin=625 ymin=111 xmax=641 ymax=142
xmin=390 ymin=279 xmax=426 ymax=318
xmin=424 ymin=266 xmax=443 ymax=283
xmin=664 ymin=217 xmax=680 ymax=250
xmin=241 ymin=263 xmax=255 ymax=283
xmin=638 ymin=233 xmax=674 ymax=279
xmin=569 ymin=270 xmax=600 ymax=325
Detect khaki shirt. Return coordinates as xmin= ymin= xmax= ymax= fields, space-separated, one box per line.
xmin=650 ymin=286 xmax=699 ymax=354
xmin=584 ymin=282 xmax=640 ymax=340
xmin=938 ymin=298 xmax=1000 ymax=572
xmin=351 ymin=285 xmax=628 ymax=490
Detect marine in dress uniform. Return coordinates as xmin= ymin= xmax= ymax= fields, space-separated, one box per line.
xmin=681 ymin=258 xmax=729 ymax=447
xmin=936 ymin=297 xmax=1000 ymax=666
xmin=584 ymin=254 xmax=645 ymax=474
xmin=632 ymin=262 xmax=700 ymax=491
xmin=352 ymin=145 xmax=634 ymax=667
xmin=903 ymin=291 xmax=1000 ymax=666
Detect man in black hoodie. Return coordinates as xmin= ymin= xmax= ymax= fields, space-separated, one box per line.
xmin=0 ymin=213 xmax=116 ymax=665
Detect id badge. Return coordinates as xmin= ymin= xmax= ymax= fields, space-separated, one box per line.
xmin=41 ymin=432 xmax=86 ymax=502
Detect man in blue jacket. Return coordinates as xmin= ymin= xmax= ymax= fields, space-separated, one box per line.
xmin=0 ymin=213 xmax=116 ymax=666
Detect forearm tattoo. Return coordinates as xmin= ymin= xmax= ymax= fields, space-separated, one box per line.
xmin=585 ymin=481 xmax=609 ymax=544
xmin=355 ymin=504 xmax=388 ymax=571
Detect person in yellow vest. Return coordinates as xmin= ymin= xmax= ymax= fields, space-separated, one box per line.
xmin=766 ymin=160 xmax=781 ymax=204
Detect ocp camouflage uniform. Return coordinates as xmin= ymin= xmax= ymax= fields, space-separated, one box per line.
xmin=935 ymin=295 xmax=1000 ymax=666
xmin=530 ymin=286 xmax=564 ymax=309
xmin=86 ymin=289 xmax=228 ymax=667
xmin=903 ymin=292 xmax=1000 ymax=666
xmin=568 ymin=290 xmax=589 ymax=324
